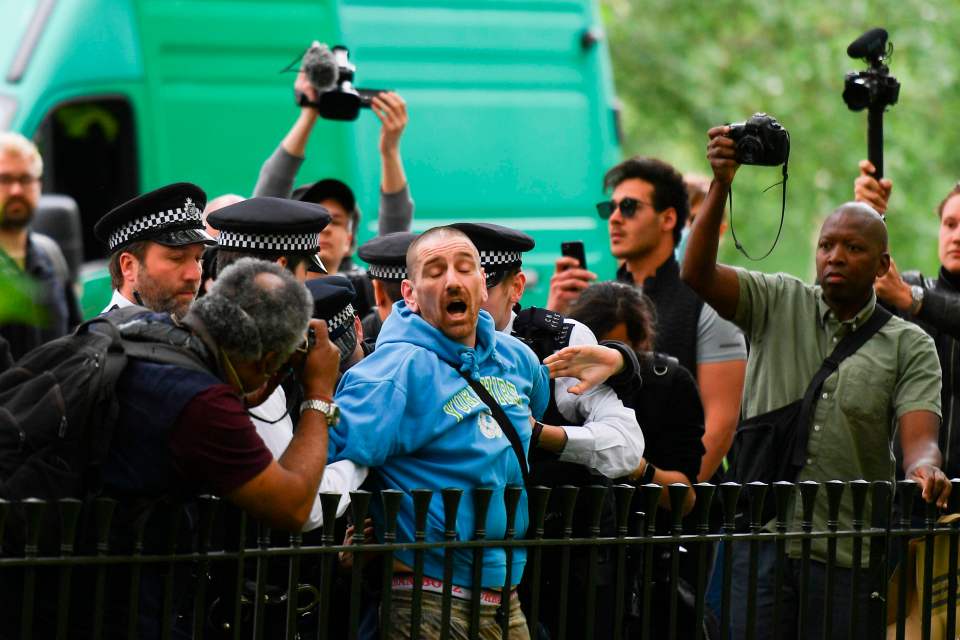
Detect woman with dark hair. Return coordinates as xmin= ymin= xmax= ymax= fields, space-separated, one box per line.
xmin=565 ymin=281 xmax=705 ymax=509
xmin=559 ymin=280 xmax=714 ymax=638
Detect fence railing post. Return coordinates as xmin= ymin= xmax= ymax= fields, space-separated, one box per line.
xmin=796 ymin=481 xmax=819 ymax=639
xmin=347 ymin=490 xmax=371 ymax=640
xmin=469 ymin=488 xmax=493 ymax=640
xmin=823 ymin=480 xmax=845 ymax=637
xmin=946 ymin=479 xmax=960 ymax=640
xmin=718 ymin=482 xmax=741 ymax=640
xmin=525 ymin=485 xmax=551 ymax=638
xmin=55 ymin=497 xmax=82 ymax=640
xmin=439 ymin=487 xmax=463 ymax=640
xmin=638 ymin=482 xmax=662 ymax=640
xmin=409 ymin=488 xmax=433 ymax=639
xmin=555 ymin=485 xmax=579 ymax=640
xmin=895 ymin=479 xmax=917 ymax=640
xmin=848 ymin=479 xmax=870 ymax=640
xmin=692 ymin=483 xmax=716 ymax=640
xmin=379 ymin=489 xmax=403 ymax=640
xmin=92 ymin=497 xmax=117 ymax=640
xmin=500 ymin=485 xmax=523 ymax=640
xmin=612 ymin=483 xmax=636 ymax=640
xmin=583 ymin=484 xmax=608 ymax=640
xmin=772 ymin=480 xmax=794 ymax=640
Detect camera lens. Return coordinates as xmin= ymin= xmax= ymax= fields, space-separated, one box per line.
xmin=736 ymin=136 xmax=763 ymax=164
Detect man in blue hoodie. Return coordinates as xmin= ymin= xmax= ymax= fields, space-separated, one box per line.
xmin=329 ymin=226 xmax=549 ymax=639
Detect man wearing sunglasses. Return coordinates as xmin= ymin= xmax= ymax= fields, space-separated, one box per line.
xmin=548 ymin=156 xmax=746 ymax=485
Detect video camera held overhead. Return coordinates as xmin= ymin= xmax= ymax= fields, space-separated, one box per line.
xmin=297 ymin=42 xmax=386 ymax=121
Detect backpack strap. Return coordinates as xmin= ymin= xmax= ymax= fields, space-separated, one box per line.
xmin=789 ymin=305 xmax=892 ymax=469
xmin=451 ymin=366 xmax=530 ymax=483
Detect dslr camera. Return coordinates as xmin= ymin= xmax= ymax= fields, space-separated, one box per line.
xmin=727 ymin=113 xmax=790 ymax=166
xmin=298 ymin=43 xmax=384 ymax=121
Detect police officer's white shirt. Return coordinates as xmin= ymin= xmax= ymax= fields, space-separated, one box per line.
xmin=505 ymin=311 xmax=645 ymax=478
xmin=248 ymin=385 xmax=368 ymax=531
xmin=102 ymin=289 xmax=136 ymax=314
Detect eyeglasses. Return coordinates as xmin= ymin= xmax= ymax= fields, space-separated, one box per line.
xmin=0 ymin=174 xmax=40 ymax=188
xmin=596 ymin=197 xmax=654 ymax=219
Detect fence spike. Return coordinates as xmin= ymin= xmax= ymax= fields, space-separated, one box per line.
xmin=825 ymin=480 xmax=844 ymax=529
xmin=951 ymin=479 xmax=960 ymax=514
xmin=586 ymin=485 xmax=607 ymax=537
xmin=441 ymin=488 xmax=463 ymax=533
xmin=412 ymin=489 xmax=433 ymax=538
xmin=746 ymin=482 xmax=768 ymax=532
xmin=849 ymin=480 xmax=870 ymax=529
xmin=472 ymin=488 xmax=494 ymax=538
xmin=557 ymin=485 xmax=579 ymax=537
xmin=692 ymin=483 xmax=716 ymax=533
xmin=773 ymin=481 xmax=794 ymax=531
xmin=640 ymin=483 xmax=662 ymax=534
xmin=799 ymin=481 xmax=820 ymax=526
xmin=503 ymin=485 xmax=523 ymax=537
xmin=93 ymin=497 xmax=117 ymax=554
xmin=668 ymin=483 xmax=689 ymax=534
xmin=349 ymin=490 xmax=372 ymax=541
xmin=57 ymin=498 xmax=82 ymax=555
xmin=719 ymin=482 xmax=742 ymax=531
xmin=0 ymin=499 xmax=8 ymax=554
xmin=897 ymin=480 xmax=917 ymax=527
xmin=613 ymin=484 xmax=636 ymax=537
xmin=527 ymin=485 xmax=552 ymax=538
xmin=381 ymin=490 xmax=403 ymax=540
xmin=197 ymin=494 xmax=220 ymax=552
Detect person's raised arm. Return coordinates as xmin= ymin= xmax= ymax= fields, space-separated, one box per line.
xmin=253 ymin=70 xmax=318 ymax=198
xmin=680 ymin=126 xmax=742 ymax=321
xmin=899 ymin=410 xmax=951 ymax=509
xmin=226 ymin=319 xmax=341 ymax=530
xmin=373 ymin=92 xmax=414 ymax=234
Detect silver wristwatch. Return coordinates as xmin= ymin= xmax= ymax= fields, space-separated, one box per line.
xmin=300 ymin=398 xmax=340 ymax=427
xmin=909 ymin=284 xmax=925 ymax=315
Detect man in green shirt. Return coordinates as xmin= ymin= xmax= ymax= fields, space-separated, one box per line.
xmin=681 ymin=125 xmax=951 ymax=640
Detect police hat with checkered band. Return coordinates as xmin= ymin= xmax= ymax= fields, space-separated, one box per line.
xmin=448 ymin=222 xmax=535 ymax=288
xmin=94 ymin=182 xmax=214 ymax=253
xmin=357 ymin=231 xmax=417 ymax=282
xmin=305 ymin=275 xmax=356 ymax=341
xmin=206 ymin=196 xmax=331 ymax=274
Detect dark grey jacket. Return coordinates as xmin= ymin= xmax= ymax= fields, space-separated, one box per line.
xmin=900 ymin=268 xmax=960 ymax=478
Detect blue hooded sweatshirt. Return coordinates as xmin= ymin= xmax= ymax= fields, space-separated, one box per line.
xmin=329 ymin=301 xmax=549 ymax=588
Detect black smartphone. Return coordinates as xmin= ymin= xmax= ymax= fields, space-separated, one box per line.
xmin=561 ymin=241 xmax=587 ymax=271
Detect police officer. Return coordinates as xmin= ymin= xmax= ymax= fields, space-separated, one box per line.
xmin=356 ymin=231 xmax=417 ymax=341
xmin=450 ymin=222 xmax=644 ymax=639
xmin=305 ymin=275 xmax=367 ymax=370
xmin=94 ymin=182 xmax=216 ymax=315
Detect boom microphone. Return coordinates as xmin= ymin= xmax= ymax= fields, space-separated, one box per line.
xmin=846 ymin=28 xmax=888 ymax=60
xmin=302 ymin=41 xmax=339 ymax=93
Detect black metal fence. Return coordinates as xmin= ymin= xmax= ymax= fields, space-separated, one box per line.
xmin=1 ymin=479 xmax=958 ymax=640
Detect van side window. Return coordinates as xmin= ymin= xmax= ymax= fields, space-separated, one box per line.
xmin=34 ymin=98 xmax=138 ymax=261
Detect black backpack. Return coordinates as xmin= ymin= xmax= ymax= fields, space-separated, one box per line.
xmin=0 ymin=307 xmax=215 ymax=548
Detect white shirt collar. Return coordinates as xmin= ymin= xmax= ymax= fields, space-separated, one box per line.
xmin=101 ymin=289 xmax=136 ymax=314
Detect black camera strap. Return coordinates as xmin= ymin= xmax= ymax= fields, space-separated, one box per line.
xmin=728 ymin=158 xmax=789 ymax=261
xmin=450 ymin=366 xmax=530 ymax=483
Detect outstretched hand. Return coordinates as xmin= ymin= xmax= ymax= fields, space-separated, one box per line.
xmin=544 ymin=344 xmax=624 ymax=395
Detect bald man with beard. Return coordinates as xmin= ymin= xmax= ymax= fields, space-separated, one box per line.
xmin=680 ymin=126 xmax=949 ymax=640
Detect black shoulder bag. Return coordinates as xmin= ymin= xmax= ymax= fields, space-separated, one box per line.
xmin=450 ymin=366 xmax=530 ymax=483
xmin=730 ymin=305 xmax=892 ymax=489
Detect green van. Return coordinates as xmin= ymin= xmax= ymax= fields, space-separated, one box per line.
xmin=1 ymin=0 xmax=622 ymax=316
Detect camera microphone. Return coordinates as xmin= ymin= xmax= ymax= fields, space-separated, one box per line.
xmin=302 ymin=41 xmax=339 ymax=93
xmin=846 ymin=28 xmax=888 ymax=61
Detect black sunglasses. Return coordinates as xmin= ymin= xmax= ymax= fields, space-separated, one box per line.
xmin=595 ymin=197 xmax=653 ymax=219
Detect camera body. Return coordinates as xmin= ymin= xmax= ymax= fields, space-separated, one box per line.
xmin=301 ymin=44 xmax=382 ymax=121
xmin=727 ymin=113 xmax=790 ymax=166
xmin=842 ymin=69 xmax=900 ymax=112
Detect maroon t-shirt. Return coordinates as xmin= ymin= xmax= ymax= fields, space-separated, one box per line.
xmin=169 ymin=383 xmax=273 ymax=496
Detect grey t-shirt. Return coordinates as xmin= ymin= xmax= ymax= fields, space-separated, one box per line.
xmin=696 ymin=302 xmax=748 ymax=365
xmin=252 ymin=145 xmax=413 ymax=236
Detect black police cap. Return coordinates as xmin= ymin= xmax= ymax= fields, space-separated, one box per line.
xmin=207 ymin=197 xmax=332 ymax=273
xmin=305 ymin=275 xmax=356 ymax=341
xmin=448 ymin=222 xmax=535 ymax=288
xmin=293 ymin=178 xmax=357 ymax=214
xmin=94 ymin=182 xmax=213 ymax=253
xmin=357 ymin=231 xmax=418 ymax=281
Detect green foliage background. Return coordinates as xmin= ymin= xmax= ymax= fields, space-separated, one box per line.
xmin=600 ymin=0 xmax=960 ymax=280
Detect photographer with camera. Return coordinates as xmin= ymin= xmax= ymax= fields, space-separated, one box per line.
xmin=855 ymin=161 xmax=960 ymax=481
xmin=254 ymin=44 xmax=414 ymax=316
xmin=682 ymin=124 xmax=948 ymax=639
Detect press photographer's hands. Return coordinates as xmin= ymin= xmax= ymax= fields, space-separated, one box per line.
xmin=706 ymin=126 xmax=740 ymax=186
